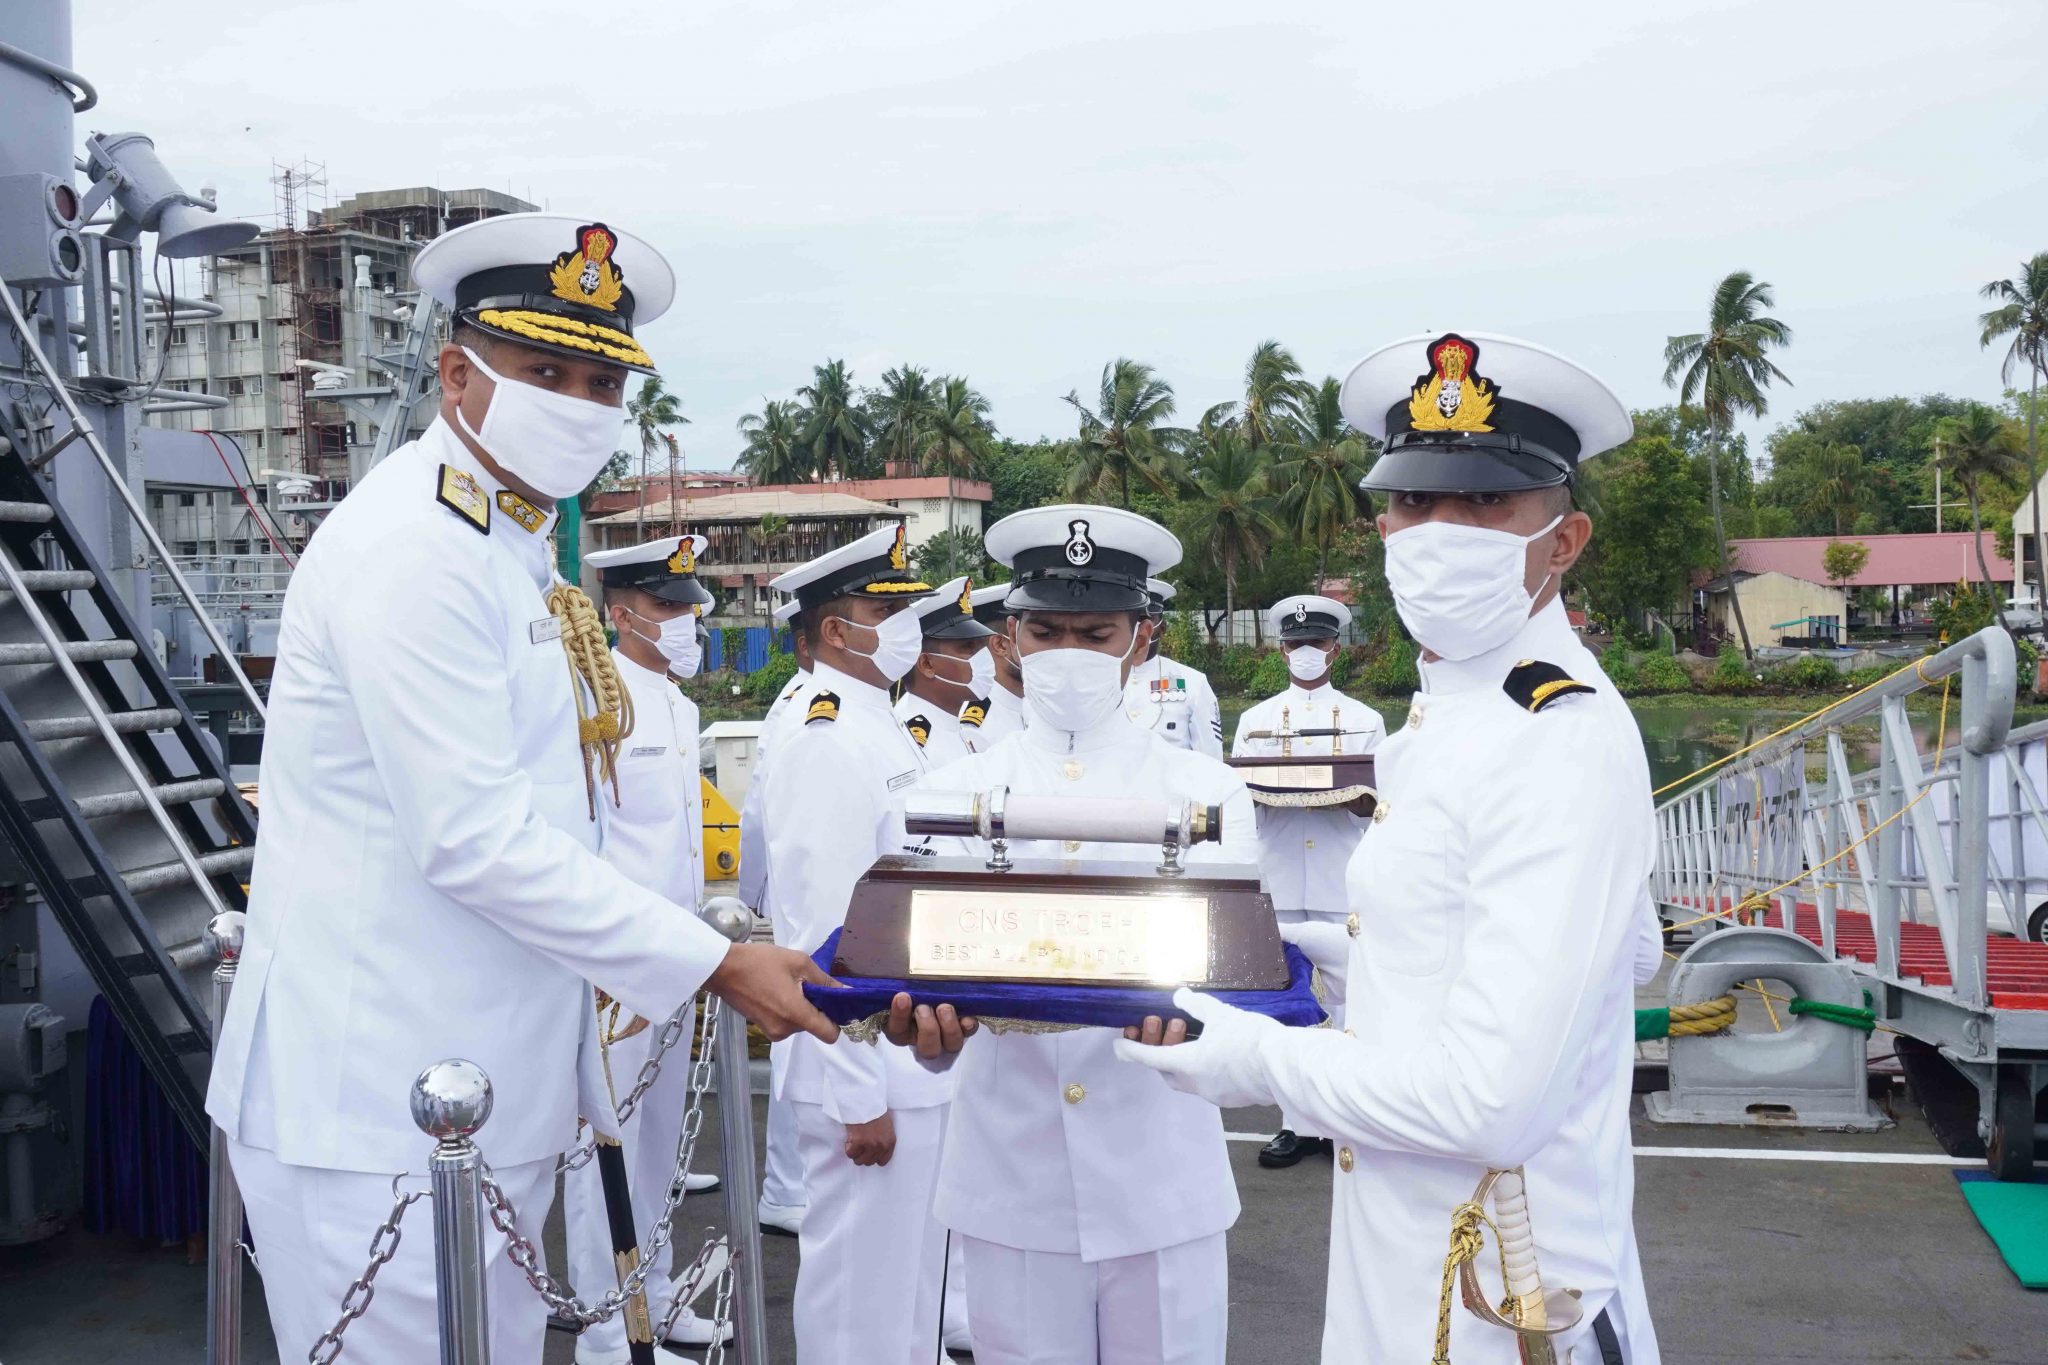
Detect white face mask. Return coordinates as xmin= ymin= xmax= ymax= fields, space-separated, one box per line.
xmin=1286 ymin=644 xmax=1332 ymax=683
xmin=927 ymin=645 xmax=998 ymax=697
xmin=841 ymin=608 xmax=923 ymax=683
xmin=454 ymin=346 xmax=624 ymax=499
xmin=625 ymin=609 xmax=701 ymax=677
xmin=1384 ymin=515 xmax=1560 ymax=662
xmin=1016 ymin=622 xmax=1142 ymax=735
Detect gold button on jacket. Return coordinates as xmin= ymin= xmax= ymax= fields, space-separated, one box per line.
xmin=1337 ymin=1146 xmax=1355 ymax=1172
xmin=1063 ymin=1083 xmax=1086 ymax=1105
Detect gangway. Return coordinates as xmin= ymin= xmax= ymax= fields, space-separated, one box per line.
xmin=1652 ymin=626 xmax=2048 ymax=1178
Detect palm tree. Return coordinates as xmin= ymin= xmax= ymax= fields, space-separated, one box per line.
xmin=1934 ymin=403 xmax=2027 ymax=630
xmin=1063 ymin=359 xmax=1187 ymax=508
xmin=1272 ymin=377 xmax=1374 ymax=585
xmin=1980 ymin=253 xmax=2048 ymax=608
xmin=1239 ymin=340 xmax=1313 ymax=450
xmin=1663 ymin=271 xmax=1793 ymax=661
xmin=869 ymin=365 xmax=937 ymax=474
xmin=626 ymin=376 xmax=688 ymax=536
xmin=797 ymin=360 xmax=869 ymax=481
xmin=736 ymin=399 xmax=808 ymax=484
xmin=1179 ymin=428 xmax=1279 ymax=644
xmin=1801 ymin=442 xmax=1870 ymax=536
xmin=918 ymin=376 xmax=994 ymax=539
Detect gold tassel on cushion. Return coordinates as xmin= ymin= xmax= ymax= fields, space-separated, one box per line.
xmin=546 ymin=583 xmax=635 ymax=818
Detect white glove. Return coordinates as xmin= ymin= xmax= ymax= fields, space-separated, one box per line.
xmin=1278 ymin=919 xmax=1351 ymax=1023
xmin=1112 ymin=987 xmax=1282 ymax=1108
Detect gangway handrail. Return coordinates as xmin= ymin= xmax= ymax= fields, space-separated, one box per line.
xmin=1655 ymin=627 xmax=2016 ymax=814
xmin=0 ymin=276 xmax=266 ymax=722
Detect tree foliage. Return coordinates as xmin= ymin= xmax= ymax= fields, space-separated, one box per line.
xmin=1822 ymin=540 xmax=1869 ymax=585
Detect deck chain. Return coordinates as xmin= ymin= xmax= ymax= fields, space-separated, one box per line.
xmin=306 ymin=1177 xmax=427 ymax=1363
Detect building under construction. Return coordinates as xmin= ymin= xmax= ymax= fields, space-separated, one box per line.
xmin=145 ymin=179 xmax=534 ymax=495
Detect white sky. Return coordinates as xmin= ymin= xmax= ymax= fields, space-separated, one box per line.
xmin=72 ymin=0 xmax=2048 ymax=469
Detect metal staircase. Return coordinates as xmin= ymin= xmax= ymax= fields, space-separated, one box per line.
xmin=0 ymin=281 xmax=262 ymax=1146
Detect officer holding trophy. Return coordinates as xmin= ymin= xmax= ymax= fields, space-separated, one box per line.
xmin=909 ymin=504 xmax=1256 ymax=1365
xmin=205 ymin=214 xmax=835 ymax=1361
xmin=1118 ymin=333 xmax=1663 ymax=1365
xmin=1231 ymin=593 xmax=1383 ymax=1171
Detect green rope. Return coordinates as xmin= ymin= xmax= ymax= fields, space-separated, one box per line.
xmin=1634 ymin=1008 xmax=1670 ymax=1042
xmin=1787 ymin=997 xmax=1877 ymax=1033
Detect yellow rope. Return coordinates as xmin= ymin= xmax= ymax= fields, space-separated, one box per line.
xmin=1666 ymin=995 xmax=1739 ymax=1035
xmin=1432 ymin=1200 xmax=1497 ymax=1365
xmin=546 ymin=583 xmax=634 ymax=818
xmin=1653 ymin=657 xmax=1934 ymax=797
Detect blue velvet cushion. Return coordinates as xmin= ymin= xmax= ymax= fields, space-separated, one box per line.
xmin=803 ymin=928 xmax=1326 ymax=1030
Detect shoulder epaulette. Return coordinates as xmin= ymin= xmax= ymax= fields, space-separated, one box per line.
xmin=806 ymin=691 xmax=841 ymax=725
xmin=1503 ymin=659 xmax=1595 ymax=713
xmin=959 ymin=696 xmax=989 ymax=728
xmin=904 ymin=714 xmax=931 ymax=746
xmin=780 ymin=679 xmax=805 ymax=702
xmin=435 ymin=464 xmax=490 ymax=535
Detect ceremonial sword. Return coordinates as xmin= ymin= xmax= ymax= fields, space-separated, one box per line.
xmin=1451 ymin=1167 xmax=1583 ymax=1365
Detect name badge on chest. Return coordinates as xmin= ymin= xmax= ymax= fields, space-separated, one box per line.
xmin=529 ymin=616 xmax=563 ymax=645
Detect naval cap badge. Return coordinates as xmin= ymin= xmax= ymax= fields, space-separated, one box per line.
xmin=888 ymin=524 xmax=908 ymax=571
xmin=668 ymin=539 xmax=696 ymax=574
xmin=1293 ymin=604 xmax=1308 ymax=623
xmin=1407 ymin=332 xmax=1497 ymax=434
xmin=548 ymin=223 xmax=626 ymax=313
xmin=1064 ymin=518 xmax=1095 ymax=566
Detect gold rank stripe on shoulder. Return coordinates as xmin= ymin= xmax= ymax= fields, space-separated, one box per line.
xmin=959 ymin=696 xmax=989 ymax=728
xmin=806 ymin=690 xmax=841 ymax=724
xmin=905 ymin=714 xmax=931 ymax=746
xmin=495 ymin=489 xmax=546 ymax=534
xmin=435 ymin=464 xmax=490 ymax=535
xmin=1503 ymin=659 xmax=1595 ymax=713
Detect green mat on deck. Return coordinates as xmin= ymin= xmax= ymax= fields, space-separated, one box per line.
xmin=1956 ymin=1173 xmax=2048 ymax=1289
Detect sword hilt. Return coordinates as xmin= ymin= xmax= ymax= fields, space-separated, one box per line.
xmin=1452 ymin=1168 xmax=1584 ymax=1365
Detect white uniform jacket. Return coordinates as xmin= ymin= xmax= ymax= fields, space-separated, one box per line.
xmin=1123 ymin=654 xmax=1223 ymax=758
xmin=916 ymin=705 xmax=1255 ymax=1263
xmin=1252 ymin=600 xmax=1661 ymax=1365
xmin=737 ymin=667 xmax=814 ymax=912
xmin=609 ymin=650 xmax=705 ymax=907
xmin=973 ymin=684 xmax=1025 ymax=747
xmin=894 ymin=689 xmax=972 ymax=767
xmin=762 ymin=662 xmax=952 ymax=1125
xmin=207 ymin=419 xmax=728 ymax=1174
xmin=1230 ymin=684 xmax=1384 ymax=917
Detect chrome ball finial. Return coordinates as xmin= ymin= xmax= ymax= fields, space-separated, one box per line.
xmin=410 ymin=1059 xmax=493 ymax=1140
xmin=699 ymin=895 xmax=755 ymax=945
xmin=203 ymin=910 xmax=246 ymax=964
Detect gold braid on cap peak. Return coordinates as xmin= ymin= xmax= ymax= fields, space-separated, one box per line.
xmin=546 ymin=583 xmax=635 ymax=817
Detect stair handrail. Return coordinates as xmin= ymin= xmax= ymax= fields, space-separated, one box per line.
xmin=0 ymin=547 xmax=235 ymax=925
xmin=0 ymin=277 xmax=266 ymax=722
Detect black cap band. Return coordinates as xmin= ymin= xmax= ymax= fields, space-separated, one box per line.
xmin=457 ymin=266 xmax=639 ymax=328
xmin=1279 ymin=610 xmax=1342 ymax=640
xmin=793 ymin=557 xmax=930 ymax=611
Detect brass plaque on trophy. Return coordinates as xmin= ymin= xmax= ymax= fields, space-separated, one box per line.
xmin=1227 ymin=754 xmax=1377 ymax=811
xmin=835 ymin=856 xmax=1287 ymax=991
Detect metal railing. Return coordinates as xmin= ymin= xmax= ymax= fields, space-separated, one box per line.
xmin=0 ymin=275 xmax=267 ymax=721
xmin=1652 ymin=627 xmax=2016 ymax=1026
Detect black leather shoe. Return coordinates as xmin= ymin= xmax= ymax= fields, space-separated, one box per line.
xmin=1259 ymin=1129 xmax=1307 ymax=1168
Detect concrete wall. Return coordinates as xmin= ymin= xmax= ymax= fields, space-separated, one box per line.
xmin=1710 ymin=571 xmax=1846 ymax=643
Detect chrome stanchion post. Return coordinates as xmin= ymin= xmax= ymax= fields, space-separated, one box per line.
xmin=205 ymin=911 xmax=247 ymax=1365
xmin=700 ymin=897 xmax=769 ymax=1365
xmin=411 ymin=1060 xmax=495 ymax=1365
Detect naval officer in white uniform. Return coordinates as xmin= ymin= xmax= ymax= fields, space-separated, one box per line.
xmin=747 ymin=594 xmax=814 ymax=1238
xmin=758 ymin=525 xmax=959 ymax=1363
xmin=965 ymin=582 xmax=1024 ymax=746
xmin=1122 ymin=578 xmax=1223 ymax=757
xmin=1120 ymin=333 xmax=1663 ymax=1365
xmin=894 ymin=576 xmax=997 ymax=767
xmin=206 ymin=214 xmax=836 ymax=1362
xmin=563 ymin=534 xmax=728 ymax=1358
xmin=911 ymin=504 xmax=1255 ymax=1365
xmin=1231 ymin=593 xmax=1383 ymax=1170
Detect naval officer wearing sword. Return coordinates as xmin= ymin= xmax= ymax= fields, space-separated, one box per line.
xmin=205 ymin=214 xmax=837 ymax=1362
xmin=1117 ymin=333 xmax=1663 ymax=1364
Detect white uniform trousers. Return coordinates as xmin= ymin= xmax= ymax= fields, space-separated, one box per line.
xmin=1274 ymin=906 xmax=1351 ymax=1140
xmin=229 ymin=1136 xmax=554 ymax=1363
xmin=564 ymin=1025 xmax=712 ymax=1361
xmin=762 ymin=1089 xmax=807 ymax=1214
xmin=959 ymin=1232 xmax=1228 ymax=1365
xmin=792 ymin=1100 xmax=948 ymax=1363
